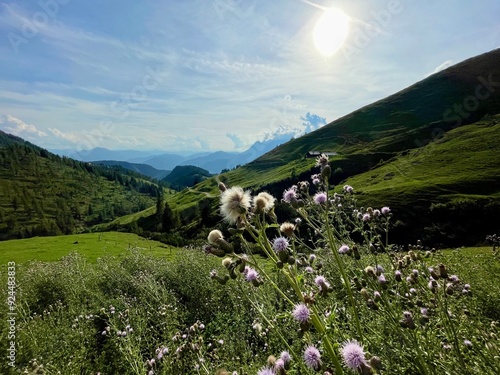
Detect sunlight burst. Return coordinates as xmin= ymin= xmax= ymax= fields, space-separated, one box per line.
xmin=313 ymin=7 xmax=350 ymax=57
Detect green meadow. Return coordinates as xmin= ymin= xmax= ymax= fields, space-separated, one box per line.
xmin=0 ymin=231 xmax=180 ymax=264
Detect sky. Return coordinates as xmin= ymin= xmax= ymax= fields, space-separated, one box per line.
xmin=0 ymin=0 xmax=499 ymax=154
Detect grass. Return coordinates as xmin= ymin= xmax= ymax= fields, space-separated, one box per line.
xmin=0 ymin=231 xmax=181 ymax=264
xmin=342 ymin=119 xmax=500 ymax=203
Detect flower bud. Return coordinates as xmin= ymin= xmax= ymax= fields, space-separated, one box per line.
xmin=439 ymin=264 xmax=448 ymax=279
xmin=369 ymin=356 xmax=383 ymax=370
xmin=321 ymin=165 xmax=331 ymax=180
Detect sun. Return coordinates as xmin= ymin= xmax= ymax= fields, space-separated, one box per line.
xmin=313 ymin=7 xmax=350 ymax=57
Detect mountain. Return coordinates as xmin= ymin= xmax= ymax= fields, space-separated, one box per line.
xmin=165 ymin=48 xmax=500 ymax=247
xmin=132 ymin=153 xmax=190 ymax=170
xmin=94 ymin=160 xmax=170 ymax=180
xmin=51 ymin=147 xmax=164 ymax=163
xmin=162 ymin=165 xmax=212 ymax=190
xmin=0 ymin=131 xmax=160 ymax=240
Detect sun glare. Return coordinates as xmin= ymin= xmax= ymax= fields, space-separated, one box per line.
xmin=313 ymin=7 xmax=350 ymax=57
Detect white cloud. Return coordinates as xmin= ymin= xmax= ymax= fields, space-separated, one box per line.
xmin=430 ymin=60 xmax=454 ymax=75
xmin=0 ymin=114 xmax=47 ymax=137
xmin=48 ymin=128 xmax=81 ymax=143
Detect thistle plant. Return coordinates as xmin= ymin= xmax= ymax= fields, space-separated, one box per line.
xmin=206 ymin=154 xmax=500 ymax=374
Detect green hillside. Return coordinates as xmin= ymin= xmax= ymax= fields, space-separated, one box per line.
xmin=160 ymin=49 xmax=500 ymax=247
xmin=162 ymin=165 xmax=212 ymax=190
xmin=343 ymin=116 xmax=500 ymax=246
xmin=0 ymin=131 xmax=160 ymax=240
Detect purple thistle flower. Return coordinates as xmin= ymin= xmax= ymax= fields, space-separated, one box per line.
xmin=313 ymin=192 xmax=327 ymax=205
xmin=305 ymin=266 xmax=314 ymax=273
xmin=341 ymin=340 xmax=367 ymax=370
xmin=283 ymin=187 xmax=298 ymax=203
xmin=245 ymin=268 xmax=259 ymax=282
xmin=314 ymin=275 xmax=330 ymax=292
xmin=381 ymin=206 xmax=391 ymax=215
xmin=362 ymin=213 xmax=371 ymax=222
xmin=377 ymin=274 xmax=386 ymax=284
xmin=280 ymin=351 xmax=291 ymax=364
xmin=303 ymin=345 xmax=321 ymax=370
xmin=464 ymin=339 xmax=472 ymax=347
xmin=338 ymin=244 xmax=350 ymax=254
xmin=449 ymin=275 xmax=459 ymax=284
xmin=312 ymin=178 xmax=320 ymax=186
xmin=272 ymin=237 xmax=289 ymax=253
xmin=421 ymin=308 xmax=429 ymax=316
xmin=373 ymin=209 xmax=381 ymax=217
xmin=292 ymin=303 xmax=310 ymax=323
xmin=257 ymin=367 xmax=275 ymax=375
xmin=343 ymin=185 xmax=354 ymax=194
xmin=274 ymin=358 xmax=285 ymax=371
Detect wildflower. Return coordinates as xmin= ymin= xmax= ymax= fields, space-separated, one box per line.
xmin=343 ymin=185 xmax=354 ymax=194
xmin=395 ymin=270 xmax=402 ymax=282
xmin=378 ymin=274 xmax=388 ymax=288
xmin=220 ymin=186 xmax=251 ymax=223
xmin=252 ymin=322 xmax=262 ymax=334
xmin=257 ymin=367 xmax=275 ymax=375
xmin=313 ymin=192 xmax=327 ymax=205
xmin=315 ymin=153 xmax=329 ymax=168
xmin=298 ymin=181 xmax=310 ymax=193
xmin=364 ymin=266 xmax=376 ymax=277
xmin=312 ymin=177 xmax=320 ymax=185
xmin=373 ymin=209 xmax=381 ymax=217
xmin=208 ymin=229 xmax=224 ymax=245
xmin=280 ymin=351 xmax=291 ymax=365
xmin=274 ymin=358 xmax=285 ymax=371
xmin=381 ymin=206 xmax=391 ymax=215
xmin=303 ymin=345 xmax=321 ymax=370
xmin=279 ymin=222 xmax=296 ymax=237
xmin=315 ymin=275 xmax=330 ymax=291
xmin=282 ymin=186 xmax=298 ymax=203
xmin=362 ymin=213 xmax=371 ymax=222
xmin=464 ymin=339 xmax=472 ymax=347
xmin=292 ymin=303 xmax=310 ymax=323
xmin=373 ymin=291 xmax=381 ymax=301
xmin=338 ymin=244 xmax=350 ymax=254
xmin=254 ymin=192 xmax=275 ymax=214
xmin=449 ymin=275 xmax=460 ymax=284
xmin=341 ymin=340 xmax=367 ymax=370
xmin=272 ymin=237 xmax=289 ymax=253
xmin=245 ymin=268 xmax=259 ymax=282
xmin=305 ymin=266 xmax=314 ymax=273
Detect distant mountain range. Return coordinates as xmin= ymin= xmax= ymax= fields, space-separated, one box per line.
xmin=93 ymin=160 xmax=171 ymax=180
xmin=50 ymin=131 xmax=303 ymax=174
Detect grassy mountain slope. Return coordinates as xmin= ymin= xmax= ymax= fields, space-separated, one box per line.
xmin=343 ymin=115 xmax=500 ymax=246
xmin=0 ymin=131 xmax=160 ymax=240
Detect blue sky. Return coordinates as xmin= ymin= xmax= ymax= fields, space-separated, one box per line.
xmin=0 ymin=0 xmax=499 ymax=153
